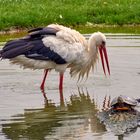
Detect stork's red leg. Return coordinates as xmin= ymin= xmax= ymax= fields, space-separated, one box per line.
xmin=59 ymin=73 xmax=64 ymax=94
xmin=59 ymin=73 xmax=64 ymax=105
xmin=40 ymin=69 xmax=48 ymax=91
xmin=41 ymin=89 xmax=48 ymax=100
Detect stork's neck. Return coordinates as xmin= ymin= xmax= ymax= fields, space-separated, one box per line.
xmin=88 ymin=36 xmax=97 ymax=55
xmin=69 ymin=35 xmax=98 ymax=79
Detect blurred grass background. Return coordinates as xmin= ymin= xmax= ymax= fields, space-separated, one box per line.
xmin=0 ymin=0 xmax=140 ymax=30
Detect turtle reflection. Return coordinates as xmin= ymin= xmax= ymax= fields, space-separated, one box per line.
xmin=1 ymin=88 xmax=105 ymax=140
xmin=98 ymin=95 xmax=140 ymax=139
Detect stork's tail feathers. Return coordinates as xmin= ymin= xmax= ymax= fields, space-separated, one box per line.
xmin=0 ymin=49 xmax=3 ymax=59
xmin=0 ymin=39 xmax=33 ymax=59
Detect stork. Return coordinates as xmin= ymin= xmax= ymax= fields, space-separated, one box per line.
xmin=0 ymin=24 xmax=110 ymax=94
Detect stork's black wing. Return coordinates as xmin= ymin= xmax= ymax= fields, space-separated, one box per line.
xmin=0 ymin=27 xmax=67 ymax=64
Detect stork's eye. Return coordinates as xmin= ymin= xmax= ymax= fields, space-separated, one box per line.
xmin=102 ymin=41 xmax=106 ymax=45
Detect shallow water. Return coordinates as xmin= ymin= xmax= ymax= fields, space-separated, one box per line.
xmin=0 ymin=35 xmax=140 ymax=140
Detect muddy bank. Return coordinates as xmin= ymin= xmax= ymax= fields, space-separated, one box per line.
xmin=0 ymin=25 xmax=140 ymax=42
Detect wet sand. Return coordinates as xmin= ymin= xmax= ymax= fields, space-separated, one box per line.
xmin=0 ymin=35 xmax=140 ymax=140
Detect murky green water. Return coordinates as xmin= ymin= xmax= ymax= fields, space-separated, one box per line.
xmin=0 ymin=35 xmax=140 ymax=140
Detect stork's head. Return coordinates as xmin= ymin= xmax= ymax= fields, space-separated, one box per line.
xmin=89 ymin=32 xmax=110 ymax=75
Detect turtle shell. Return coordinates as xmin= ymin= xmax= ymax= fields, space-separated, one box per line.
xmin=111 ymin=95 xmax=138 ymax=107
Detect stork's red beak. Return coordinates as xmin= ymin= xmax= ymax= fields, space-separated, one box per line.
xmin=99 ymin=45 xmax=110 ymax=75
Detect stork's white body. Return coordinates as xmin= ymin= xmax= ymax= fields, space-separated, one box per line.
xmin=10 ymin=24 xmax=102 ymax=79
xmin=0 ymin=24 xmax=109 ymax=93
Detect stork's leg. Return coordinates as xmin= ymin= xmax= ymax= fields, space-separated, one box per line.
xmin=41 ymin=89 xmax=48 ymax=100
xmin=40 ymin=69 xmax=48 ymax=91
xmin=59 ymin=73 xmax=64 ymax=105
xmin=59 ymin=73 xmax=64 ymax=93
xmin=59 ymin=73 xmax=64 ymax=92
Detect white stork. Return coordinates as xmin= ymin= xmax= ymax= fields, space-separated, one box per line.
xmin=0 ymin=24 xmax=110 ymax=94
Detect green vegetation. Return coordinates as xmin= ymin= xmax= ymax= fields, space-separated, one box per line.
xmin=76 ymin=25 xmax=140 ymax=34
xmin=0 ymin=0 xmax=140 ymax=31
xmin=0 ymin=31 xmax=27 ymax=42
xmin=0 ymin=25 xmax=140 ymax=43
xmin=0 ymin=0 xmax=140 ymax=42
xmin=0 ymin=25 xmax=139 ymax=42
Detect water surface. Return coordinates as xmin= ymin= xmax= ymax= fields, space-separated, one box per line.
xmin=0 ymin=35 xmax=140 ymax=140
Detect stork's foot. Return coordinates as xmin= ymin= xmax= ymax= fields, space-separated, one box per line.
xmin=40 ymin=82 xmax=47 ymax=100
xmin=40 ymin=88 xmax=47 ymax=100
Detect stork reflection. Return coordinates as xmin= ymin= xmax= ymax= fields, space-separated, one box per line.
xmin=1 ymin=88 xmax=106 ymax=140
xmin=1 ymin=89 xmax=140 ymax=140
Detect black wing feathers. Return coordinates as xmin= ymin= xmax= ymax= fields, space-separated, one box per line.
xmin=2 ymin=39 xmax=29 ymax=52
xmin=29 ymin=27 xmax=58 ymax=38
xmin=0 ymin=27 xmax=67 ymax=64
xmin=28 ymin=27 xmax=44 ymax=33
xmin=2 ymin=43 xmax=33 ymax=59
xmin=25 ymin=40 xmax=66 ymax=64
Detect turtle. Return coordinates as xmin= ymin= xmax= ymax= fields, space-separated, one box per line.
xmin=98 ymin=95 xmax=140 ymax=137
xmin=110 ymin=95 xmax=139 ymax=111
